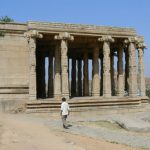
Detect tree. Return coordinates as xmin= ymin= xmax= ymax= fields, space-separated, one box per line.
xmin=0 ymin=16 xmax=14 ymax=22
xmin=0 ymin=16 xmax=14 ymax=36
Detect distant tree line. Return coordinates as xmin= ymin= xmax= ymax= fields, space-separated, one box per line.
xmin=0 ymin=16 xmax=14 ymax=36
xmin=0 ymin=16 xmax=14 ymax=22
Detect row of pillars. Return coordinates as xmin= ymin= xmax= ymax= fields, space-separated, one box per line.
xmin=25 ymin=31 xmax=146 ymax=100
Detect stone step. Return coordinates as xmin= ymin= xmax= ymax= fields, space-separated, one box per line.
xmin=26 ymin=101 xmax=140 ymax=108
xmin=25 ymin=97 xmax=147 ymax=113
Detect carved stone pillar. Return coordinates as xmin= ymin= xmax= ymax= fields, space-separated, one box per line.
xmin=60 ymin=39 xmax=69 ymax=99
xmin=83 ymin=53 xmax=89 ymax=96
xmin=117 ymin=45 xmax=124 ymax=96
xmin=24 ymin=30 xmax=43 ymax=100
xmin=48 ymin=52 xmax=54 ymax=98
xmin=55 ymin=32 xmax=74 ymax=99
xmin=78 ymin=59 xmax=82 ymax=96
xmin=125 ymin=48 xmax=129 ymax=93
xmin=137 ymin=42 xmax=146 ymax=97
xmin=54 ymin=44 xmax=61 ymax=100
xmin=71 ymin=58 xmax=76 ymax=97
xmin=100 ymin=56 xmax=103 ymax=96
xmin=124 ymin=37 xmax=138 ymax=97
xmin=92 ymin=46 xmax=100 ymax=97
xmin=98 ymin=36 xmax=114 ymax=97
xmin=111 ymin=52 xmax=115 ymax=96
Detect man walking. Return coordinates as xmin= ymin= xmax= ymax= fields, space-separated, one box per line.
xmin=60 ymin=97 xmax=70 ymax=129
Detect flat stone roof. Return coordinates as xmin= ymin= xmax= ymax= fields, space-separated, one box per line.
xmin=0 ymin=21 xmax=138 ymax=37
xmin=28 ymin=21 xmax=137 ymax=37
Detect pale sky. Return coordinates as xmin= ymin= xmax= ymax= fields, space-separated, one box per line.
xmin=1 ymin=0 xmax=150 ymax=77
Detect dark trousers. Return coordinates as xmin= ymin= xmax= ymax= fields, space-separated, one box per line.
xmin=61 ymin=115 xmax=67 ymax=127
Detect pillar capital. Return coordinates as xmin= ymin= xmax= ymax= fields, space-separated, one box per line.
xmin=124 ymin=37 xmax=139 ymax=45
xmin=24 ymin=30 xmax=43 ymax=41
xmin=98 ymin=35 xmax=115 ymax=43
xmin=137 ymin=42 xmax=147 ymax=49
xmin=54 ymin=32 xmax=74 ymax=41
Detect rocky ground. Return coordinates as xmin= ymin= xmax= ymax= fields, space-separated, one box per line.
xmin=1 ymin=105 xmax=150 ymax=150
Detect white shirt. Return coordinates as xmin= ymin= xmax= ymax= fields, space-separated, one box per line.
xmin=61 ymin=101 xmax=70 ymax=115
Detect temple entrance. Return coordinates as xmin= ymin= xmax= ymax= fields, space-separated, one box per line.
xmin=35 ymin=34 xmax=116 ymax=100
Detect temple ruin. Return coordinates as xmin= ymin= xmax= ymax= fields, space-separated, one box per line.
xmin=0 ymin=21 xmax=148 ymax=111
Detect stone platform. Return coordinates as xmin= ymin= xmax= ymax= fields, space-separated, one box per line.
xmin=26 ymin=96 xmax=148 ymax=113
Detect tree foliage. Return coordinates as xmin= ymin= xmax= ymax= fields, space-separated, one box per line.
xmin=0 ymin=16 xmax=14 ymax=22
xmin=0 ymin=16 xmax=14 ymax=36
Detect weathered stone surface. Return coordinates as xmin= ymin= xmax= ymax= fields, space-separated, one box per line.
xmin=24 ymin=30 xmax=43 ymax=100
xmin=28 ymin=21 xmax=136 ymax=36
xmin=99 ymin=36 xmax=114 ymax=97
xmin=117 ymin=45 xmax=124 ymax=96
xmin=92 ymin=46 xmax=100 ymax=97
xmin=137 ymin=42 xmax=146 ymax=97
xmin=54 ymin=45 xmax=61 ymax=100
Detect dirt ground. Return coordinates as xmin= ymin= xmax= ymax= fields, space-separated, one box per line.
xmin=0 ymin=113 xmax=142 ymax=150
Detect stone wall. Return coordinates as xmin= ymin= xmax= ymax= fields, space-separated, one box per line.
xmin=0 ymin=32 xmax=29 ymax=111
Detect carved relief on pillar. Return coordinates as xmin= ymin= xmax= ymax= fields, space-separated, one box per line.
xmin=117 ymin=44 xmax=124 ymax=97
xmin=98 ymin=36 xmax=114 ymax=75
xmin=54 ymin=32 xmax=74 ymax=99
xmin=124 ymin=37 xmax=138 ymax=97
xmin=98 ymin=36 xmax=114 ymax=97
xmin=137 ymin=42 xmax=146 ymax=72
xmin=92 ymin=45 xmax=100 ymax=97
xmin=24 ymin=30 xmax=43 ymax=100
xmin=54 ymin=44 xmax=61 ymax=100
xmin=137 ymin=41 xmax=146 ymax=97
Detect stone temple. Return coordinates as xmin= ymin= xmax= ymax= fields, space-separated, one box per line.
xmin=0 ymin=21 xmax=148 ymax=111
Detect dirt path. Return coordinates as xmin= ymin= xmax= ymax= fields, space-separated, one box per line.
xmin=0 ymin=113 xmax=141 ymax=150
